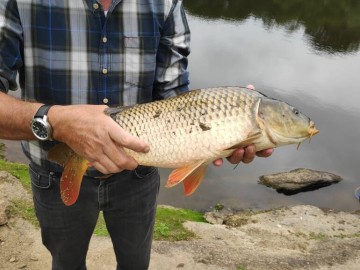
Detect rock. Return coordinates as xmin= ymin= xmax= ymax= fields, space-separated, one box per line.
xmin=259 ymin=168 xmax=342 ymax=195
xmin=9 ymin=257 xmax=17 ymax=263
xmin=223 ymin=210 xmax=256 ymax=227
xmin=0 ymin=200 xmax=8 ymax=226
xmin=204 ymin=206 xmax=234 ymax=225
xmin=204 ymin=212 xmax=225 ymax=225
xmin=18 ymin=264 xmax=27 ymax=269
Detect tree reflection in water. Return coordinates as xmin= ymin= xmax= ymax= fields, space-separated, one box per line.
xmin=184 ymin=0 xmax=360 ymax=54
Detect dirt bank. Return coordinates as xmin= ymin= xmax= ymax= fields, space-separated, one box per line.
xmin=1 ymin=171 xmax=359 ymax=270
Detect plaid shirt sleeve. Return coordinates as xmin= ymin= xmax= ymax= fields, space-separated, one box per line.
xmin=153 ymin=0 xmax=191 ymax=100
xmin=0 ymin=0 xmax=23 ymax=93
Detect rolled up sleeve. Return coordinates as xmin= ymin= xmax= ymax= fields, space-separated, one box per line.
xmin=153 ymin=0 xmax=191 ymax=100
xmin=0 ymin=0 xmax=23 ymax=93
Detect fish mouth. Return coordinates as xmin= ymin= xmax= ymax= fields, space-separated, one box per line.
xmin=308 ymin=121 xmax=319 ymax=137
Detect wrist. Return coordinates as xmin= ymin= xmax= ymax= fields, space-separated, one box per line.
xmin=47 ymin=105 xmax=67 ymax=141
xmin=31 ymin=104 xmax=54 ymax=141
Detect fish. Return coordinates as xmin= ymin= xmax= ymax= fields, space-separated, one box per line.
xmin=48 ymin=86 xmax=319 ymax=206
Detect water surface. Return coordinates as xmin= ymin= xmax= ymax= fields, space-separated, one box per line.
xmin=2 ymin=0 xmax=360 ymax=212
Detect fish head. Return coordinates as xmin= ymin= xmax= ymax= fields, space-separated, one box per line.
xmin=257 ymin=98 xmax=319 ymax=146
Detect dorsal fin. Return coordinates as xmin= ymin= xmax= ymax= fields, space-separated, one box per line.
xmin=104 ymin=106 xmax=135 ymax=120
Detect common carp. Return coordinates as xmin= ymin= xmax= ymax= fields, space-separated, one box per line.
xmin=49 ymin=86 xmax=319 ymax=206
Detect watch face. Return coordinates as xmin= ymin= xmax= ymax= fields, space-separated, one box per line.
xmin=32 ymin=119 xmax=51 ymax=140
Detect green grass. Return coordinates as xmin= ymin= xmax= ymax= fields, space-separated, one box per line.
xmin=94 ymin=212 xmax=108 ymax=236
xmin=154 ymin=207 xmax=206 ymax=241
xmin=308 ymin=232 xmax=327 ymax=241
xmin=0 ymin=155 xmax=206 ymax=241
xmin=0 ymin=142 xmax=5 ymax=159
xmin=0 ymin=159 xmax=31 ymax=192
xmin=94 ymin=207 xmax=206 ymax=241
xmin=7 ymin=199 xmax=39 ymax=227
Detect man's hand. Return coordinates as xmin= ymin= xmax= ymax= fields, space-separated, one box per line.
xmin=212 ymin=84 xmax=274 ymax=167
xmin=48 ymin=105 xmax=149 ymax=174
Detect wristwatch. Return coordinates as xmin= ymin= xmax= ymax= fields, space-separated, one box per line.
xmin=31 ymin=104 xmax=54 ymax=141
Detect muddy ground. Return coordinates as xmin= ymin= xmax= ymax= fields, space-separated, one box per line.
xmin=1 ymin=170 xmax=359 ymax=270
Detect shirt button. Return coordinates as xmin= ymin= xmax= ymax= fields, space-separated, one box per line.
xmin=102 ymin=36 xmax=108 ymax=43
xmin=102 ymin=68 xmax=108 ymax=75
xmin=103 ymin=98 xmax=109 ymax=104
xmin=93 ymin=3 xmax=99 ymax=10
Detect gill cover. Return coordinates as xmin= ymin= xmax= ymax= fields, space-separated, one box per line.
xmin=257 ymin=98 xmax=313 ymax=145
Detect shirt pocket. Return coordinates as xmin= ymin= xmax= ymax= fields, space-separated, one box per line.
xmin=123 ymin=35 xmax=159 ymax=89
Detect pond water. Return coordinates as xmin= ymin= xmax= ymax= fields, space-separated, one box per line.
xmin=2 ymin=0 xmax=360 ymax=212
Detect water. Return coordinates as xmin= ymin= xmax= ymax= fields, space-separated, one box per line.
xmin=2 ymin=0 xmax=360 ymax=212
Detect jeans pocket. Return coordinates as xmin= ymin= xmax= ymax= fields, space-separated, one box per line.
xmin=29 ymin=164 xmax=55 ymax=189
xmin=134 ymin=166 xmax=158 ymax=180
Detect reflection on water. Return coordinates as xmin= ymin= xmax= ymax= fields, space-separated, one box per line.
xmin=184 ymin=0 xmax=360 ymax=54
xmin=2 ymin=1 xmax=360 ymax=212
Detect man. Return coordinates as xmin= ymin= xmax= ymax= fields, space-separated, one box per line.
xmin=0 ymin=0 xmax=272 ymax=269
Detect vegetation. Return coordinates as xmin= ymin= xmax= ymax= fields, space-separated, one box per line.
xmin=7 ymin=200 xmax=39 ymax=227
xmin=154 ymin=207 xmax=206 ymax=241
xmin=0 ymin=159 xmax=31 ymax=192
xmin=0 ymin=156 xmax=206 ymax=241
xmin=0 ymin=142 xmax=4 ymax=159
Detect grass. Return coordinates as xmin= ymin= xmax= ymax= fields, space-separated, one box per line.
xmin=7 ymin=199 xmax=39 ymax=227
xmin=0 ymin=142 xmax=4 ymax=159
xmin=0 ymin=159 xmax=31 ymax=192
xmin=308 ymin=232 xmax=327 ymax=241
xmin=0 ymin=154 xmax=206 ymax=241
xmin=154 ymin=207 xmax=206 ymax=241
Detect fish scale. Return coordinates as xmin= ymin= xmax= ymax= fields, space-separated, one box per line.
xmin=111 ymin=87 xmax=262 ymax=168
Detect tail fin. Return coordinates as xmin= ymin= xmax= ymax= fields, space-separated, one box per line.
xmin=48 ymin=144 xmax=88 ymax=206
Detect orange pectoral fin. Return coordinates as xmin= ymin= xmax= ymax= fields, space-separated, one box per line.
xmin=165 ymin=161 xmax=208 ymax=196
xmin=182 ymin=164 xmax=208 ymax=196
xmin=60 ymin=154 xmax=89 ymax=206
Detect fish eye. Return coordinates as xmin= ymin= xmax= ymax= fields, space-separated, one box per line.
xmin=293 ymin=108 xmax=300 ymax=115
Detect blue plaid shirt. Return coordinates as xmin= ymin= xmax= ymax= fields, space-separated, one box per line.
xmin=0 ymin=0 xmax=190 ymax=167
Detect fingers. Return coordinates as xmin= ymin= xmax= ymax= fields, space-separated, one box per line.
xmin=246 ymin=84 xmax=255 ymax=90
xmin=102 ymin=143 xmax=139 ymax=171
xmin=227 ymin=145 xmax=256 ymax=164
xmin=89 ymin=152 xmax=136 ymax=175
xmin=256 ymin=148 xmax=274 ymax=158
xmin=108 ymin=122 xmax=150 ymax=153
xmin=89 ymin=121 xmax=147 ymax=174
xmin=215 ymin=145 xmax=274 ymax=167
xmin=212 ymin=158 xmax=224 ymax=167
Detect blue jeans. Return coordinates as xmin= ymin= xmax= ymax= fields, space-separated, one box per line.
xmin=29 ymin=162 xmax=160 ymax=270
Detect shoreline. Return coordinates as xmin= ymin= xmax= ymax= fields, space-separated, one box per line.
xmin=0 ymin=168 xmax=359 ymax=269
xmin=1 ymin=140 xmax=360 ymax=269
